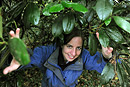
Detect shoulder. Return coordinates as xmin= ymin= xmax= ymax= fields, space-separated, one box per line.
xmin=34 ymin=44 xmax=56 ymax=52
xmin=33 ymin=44 xmax=56 ymax=57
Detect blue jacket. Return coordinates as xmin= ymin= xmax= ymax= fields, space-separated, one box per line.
xmin=20 ymin=45 xmax=107 ymax=87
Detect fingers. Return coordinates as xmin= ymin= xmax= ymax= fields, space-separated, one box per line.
xmin=3 ymin=64 xmax=20 ymax=75
xmin=9 ymin=28 xmax=20 ymax=38
xmin=3 ymin=66 xmax=16 ymax=75
xmin=9 ymin=30 xmax=15 ymax=38
xmin=16 ymin=28 xmax=20 ymax=38
xmin=3 ymin=67 xmax=11 ymax=75
xmin=96 ymin=32 xmax=99 ymax=40
xmin=108 ymin=47 xmax=113 ymax=53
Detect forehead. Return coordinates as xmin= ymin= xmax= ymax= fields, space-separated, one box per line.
xmin=67 ymin=37 xmax=83 ymax=46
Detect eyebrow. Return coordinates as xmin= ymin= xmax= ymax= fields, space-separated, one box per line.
xmin=66 ymin=44 xmax=82 ymax=48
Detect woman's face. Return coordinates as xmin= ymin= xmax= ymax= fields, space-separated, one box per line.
xmin=62 ymin=37 xmax=83 ymax=62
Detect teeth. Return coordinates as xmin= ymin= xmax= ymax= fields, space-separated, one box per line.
xmin=69 ymin=54 xmax=73 ymax=58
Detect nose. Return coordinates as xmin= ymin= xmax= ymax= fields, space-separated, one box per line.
xmin=71 ymin=48 xmax=76 ymax=56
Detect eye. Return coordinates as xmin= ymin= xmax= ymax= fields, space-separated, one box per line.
xmin=77 ymin=47 xmax=82 ymax=51
xmin=66 ymin=45 xmax=73 ymax=49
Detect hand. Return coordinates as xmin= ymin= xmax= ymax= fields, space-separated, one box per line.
xmin=3 ymin=58 xmax=20 ymax=74
xmin=3 ymin=28 xmax=21 ymax=75
xmin=10 ymin=28 xmax=20 ymax=38
xmin=96 ymin=32 xmax=113 ymax=59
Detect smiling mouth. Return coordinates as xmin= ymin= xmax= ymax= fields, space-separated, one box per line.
xmin=68 ymin=54 xmax=75 ymax=59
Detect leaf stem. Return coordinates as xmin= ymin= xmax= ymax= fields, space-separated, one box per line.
xmin=14 ymin=20 xmax=18 ymax=29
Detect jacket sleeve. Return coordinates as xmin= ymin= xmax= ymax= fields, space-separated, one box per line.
xmin=18 ymin=45 xmax=56 ymax=70
xmin=82 ymin=48 xmax=107 ymax=73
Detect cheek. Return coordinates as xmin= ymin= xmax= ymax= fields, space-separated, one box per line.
xmin=77 ymin=51 xmax=81 ymax=56
xmin=62 ymin=47 xmax=70 ymax=54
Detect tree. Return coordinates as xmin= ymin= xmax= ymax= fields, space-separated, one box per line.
xmin=0 ymin=0 xmax=130 ymax=86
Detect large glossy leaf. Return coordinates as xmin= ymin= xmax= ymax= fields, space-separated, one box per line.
xmin=95 ymin=0 xmax=113 ymax=20
xmin=52 ymin=15 xmax=63 ymax=37
xmin=105 ymin=27 xmax=125 ymax=44
xmin=98 ymin=30 xmax=109 ymax=47
xmin=49 ymin=4 xmax=64 ymax=13
xmin=117 ymin=61 xmax=129 ymax=86
xmin=88 ymin=33 xmax=97 ymax=56
xmin=23 ymin=3 xmax=40 ymax=27
xmin=8 ymin=38 xmax=30 ymax=65
xmin=0 ymin=7 xmax=2 ymax=38
xmin=100 ymin=63 xmax=115 ymax=84
xmin=61 ymin=1 xmax=88 ymax=13
xmin=62 ymin=13 xmax=75 ymax=34
xmin=113 ymin=16 xmax=130 ymax=33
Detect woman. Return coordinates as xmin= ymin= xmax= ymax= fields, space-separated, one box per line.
xmin=3 ymin=28 xmax=113 ymax=87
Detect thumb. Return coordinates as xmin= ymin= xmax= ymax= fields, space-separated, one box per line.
xmin=96 ymin=32 xmax=99 ymax=40
xmin=3 ymin=66 xmax=12 ymax=75
xmin=3 ymin=64 xmax=20 ymax=75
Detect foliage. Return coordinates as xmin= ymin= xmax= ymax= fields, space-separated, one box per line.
xmin=0 ymin=0 xmax=130 ymax=86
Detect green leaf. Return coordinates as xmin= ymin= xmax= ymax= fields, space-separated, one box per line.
xmin=43 ymin=3 xmax=54 ymax=16
xmin=8 ymin=38 xmax=30 ymax=65
xmin=96 ymin=0 xmax=113 ymax=20
xmin=116 ymin=62 xmax=128 ymax=87
xmin=62 ymin=13 xmax=75 ymax=34
xmin=0 ymin=7 xmax=2 ymax=38
xmin=88 ymin=33 xmax=97 ymax=56
xmin=49 ymin=4 xmax=64 ymax=13
xmin=61 ymin=1 xmax=72 ymax=8
xmin=106 ymin=27 xmax=125 ymax=44
xmin=105 ymin=17 xmax=111 ymax=26
xmin=113 ymin=16 xmax=130 ymax=33
xmin=71 ymin=3 xmax=88 ymax=13
xmin=98 ymin=30 xmax=109 ymax=47
xmin=61 ymin=1 xmax=88 ymax=13
xmin=117 ymin=61 xmax=129 ymax=86
xmin=100 ymin=63 xmax=115 ymax=84
xmin=52 ymin=15 xmax=63 ymax=37
xmin=122 ymin=60 xmax=130 ymax=76
xmin=117 ymin=61 xmax=123 ymax=85
xmin=23 ymin=3 xmax=40 ymax=26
